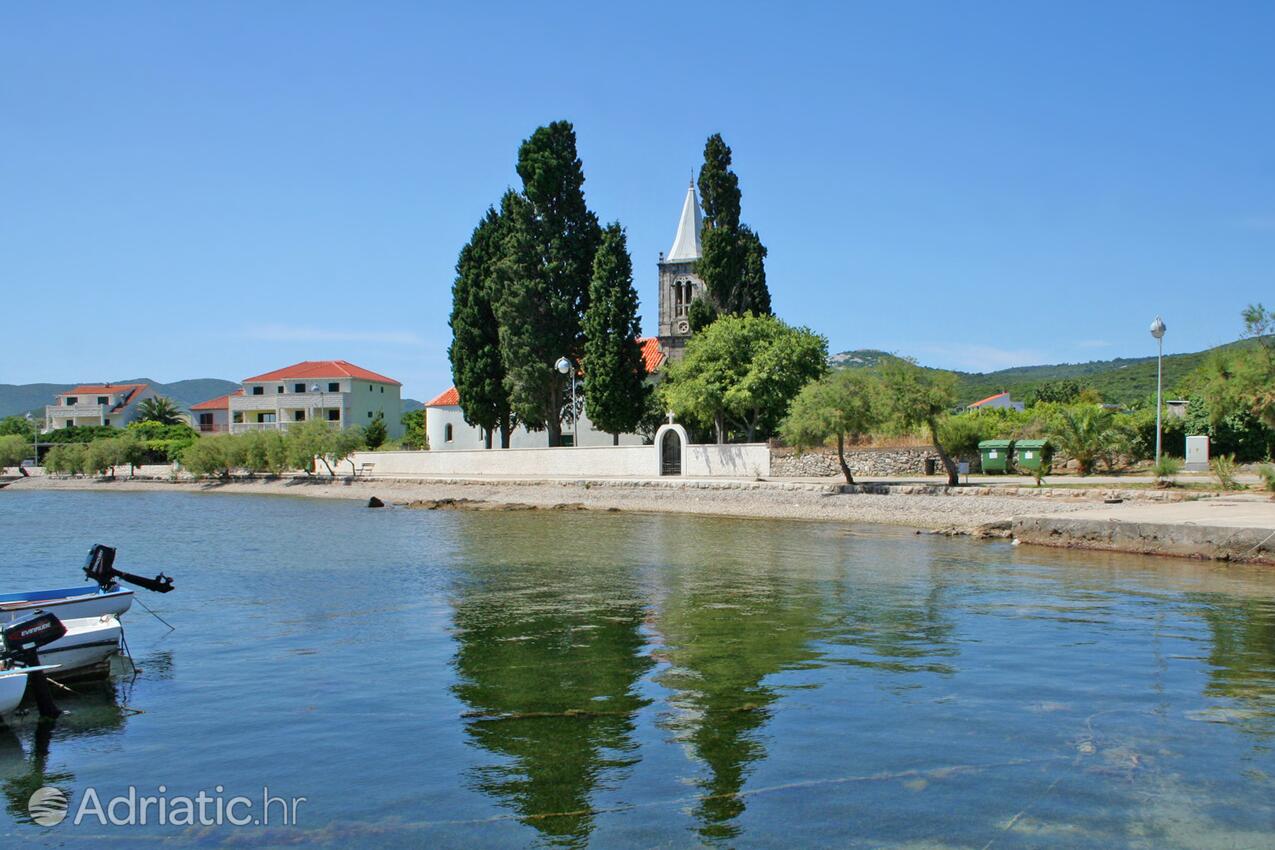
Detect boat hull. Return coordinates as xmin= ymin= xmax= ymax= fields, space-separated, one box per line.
xmin=0 ymin=672 xmax=28 ymax=714
xmin=35 ymin=616 xmax=123 ymax=681
xmin=0 ymin=586 xmax=134 ymax=626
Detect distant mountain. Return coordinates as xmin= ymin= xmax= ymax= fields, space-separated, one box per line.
xmin=402 ymin=398 xmax=424 ymax=413
xmin=0 ymin=378 xmax=240 ymax=418
xmin=830 ymin=339 xmax=1255 ymax=407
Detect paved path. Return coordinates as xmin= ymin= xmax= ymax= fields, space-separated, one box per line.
xmin=1013 ymin=495 xmax=1275 ymax=565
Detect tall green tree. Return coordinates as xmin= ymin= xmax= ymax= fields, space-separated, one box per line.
xmin=780 ymin=369 xmax=883 ymax=484
xmin=1197 ymin=303 xmax=1275 ymax=429
xmin=582 ymin=224 xmax=649 ymax=444
xmin=662 ymin=313 xmax=826 ymax=444
xmin=878 ymin=359 xmax=961 ymax=485
xmin=497 ymin=122 xmax=602 ymax=446
xmin=694 ymin=134 xmax=771 ymax=318
xmin=449 ymin=207 xmax=514 ymax=448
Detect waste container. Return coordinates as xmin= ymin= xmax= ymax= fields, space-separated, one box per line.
xmin=1014 ymin=439 xmax=1053 ymax=473
xmin=978 ymin=439 xmax=1015 ymax=474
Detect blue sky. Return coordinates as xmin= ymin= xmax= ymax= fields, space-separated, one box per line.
xmin=3 ymin=2 xmax=1272 ymax=400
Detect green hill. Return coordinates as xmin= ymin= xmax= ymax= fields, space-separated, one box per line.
xmin=0 ymin=378 xmax=239 ymax=418
xmin=831 ymin=338 xmax=1256 ymax=407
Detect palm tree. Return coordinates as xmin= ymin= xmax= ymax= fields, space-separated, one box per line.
xmin=1050 ymin=405 xmax=1116 ymax=475
xmin=135 ymin=396 xmax=183 ymax=425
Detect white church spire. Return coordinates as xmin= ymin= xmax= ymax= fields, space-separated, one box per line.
xmin=666 ymin=181 xmax=703 ymax=262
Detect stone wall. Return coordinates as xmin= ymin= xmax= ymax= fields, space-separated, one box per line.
xmin=769 ymin=446 xmax=982 ymax=478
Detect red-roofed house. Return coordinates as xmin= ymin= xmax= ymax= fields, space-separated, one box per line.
xmin=227 ymin=360 xmax=403 ymax=436
xmin=44 ymin=383 xmax=158 ymax=431
xmin=967 ymin=392 xmax=1025 ymax=412
xmin=190 ymin=390 xmax=243 ymax=433
xmin=425 ymin=339 xmax=667 ymax=450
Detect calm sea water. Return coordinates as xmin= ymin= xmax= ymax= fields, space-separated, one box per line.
xmin=0 ymin=490 xmax=1273 ymax=848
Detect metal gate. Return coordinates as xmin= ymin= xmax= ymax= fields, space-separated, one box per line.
xmin=660 ymin=429 xmax=682 ymax=476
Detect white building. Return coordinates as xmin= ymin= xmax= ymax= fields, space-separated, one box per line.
xmin=426 ymin=339 xmax=665 ymax=450
xmin=967 ymin=392 xmax=1025 ymax=412
xmin=44 ymin=383 xmax=158 ymax=431
xmin=224 ymin=360 xmax=403 ymax=437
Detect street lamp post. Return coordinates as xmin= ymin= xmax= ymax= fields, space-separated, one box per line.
xmin=1150 ymin=316 xmax=1167 ymax=464
xmin=310 ymin=384 xmax=324 ymax=428
xmin=25 ymin=412 xmax=36 ymax=467
xmin=555 ymin=357 xmax=577 ymax=447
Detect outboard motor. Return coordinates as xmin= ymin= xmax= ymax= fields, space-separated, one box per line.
xmin=2 ymin=611 xmax=68 ymax=718
xmin=83 ymin=544 xmax=174 ymax=594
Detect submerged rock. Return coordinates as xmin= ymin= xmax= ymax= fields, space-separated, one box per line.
xmin=367 ymin=496 xmax=385 ymax=508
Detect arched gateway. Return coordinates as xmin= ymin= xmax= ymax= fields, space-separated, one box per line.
xmin=655 ymin=423 xmax=687 ymax=477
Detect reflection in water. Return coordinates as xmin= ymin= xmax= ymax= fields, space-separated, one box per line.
xmin=651 ymin=559 xmax=826 ymax=843
xmin=449 ymin=516 xmax=653 ymax=846
xmin=1196 ymin=594 xmax=1275 ymax=732
xmin=0 ymin=677 xmax=131 ymax=822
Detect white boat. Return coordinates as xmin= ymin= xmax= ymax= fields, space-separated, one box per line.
xmin=0 ymin=665 xmax=61 ymax=714
xmin=35 ymin=615 xmax=123 ymax=681
xmin=0 ymin=585 xmax=134 ymax=626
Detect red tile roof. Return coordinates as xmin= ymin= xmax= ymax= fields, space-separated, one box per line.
xmin=638 ymin=337 xmax=666 ymax=374
xmin=243 ymin=360 xmax=401 ymax=386
xmin=969 ymin=392 xmax=1009 ymax=408
xmin=59 ymin=383 xmax=148 ymax=408
xmin=191 ymin=390 xmax=243 ymax=411
xmin=425 ymin=386 xmax=459 ymax=408
xmin=426 ymin=338 xmax=666 ymax=409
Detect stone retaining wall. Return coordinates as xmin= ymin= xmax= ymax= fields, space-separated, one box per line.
xmin=769 ymin=446 xmax=982 ymax=478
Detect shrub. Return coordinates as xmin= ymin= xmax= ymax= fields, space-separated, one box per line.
xmin=44 ymin=443 xmax=86 ymax=475
xmin=180 ymin=437 xmax=233 ymax=478
xmin=1152 ymin=454 xmax=1183 ymax=486
xmin=1258 ymin=464 xmax=1275 ymax=495
xmin=0 ymin=434 xmax=30 ymax=468
xmin=1210 ymin=454 xmax=1243 ymax=490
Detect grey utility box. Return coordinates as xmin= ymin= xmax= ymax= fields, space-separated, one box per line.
xmin=1184 ymin=435 xmax=1210 ymax=472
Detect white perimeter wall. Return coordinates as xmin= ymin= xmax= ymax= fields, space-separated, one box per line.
xmin=348 ymin=442 xmax=770 ymax=479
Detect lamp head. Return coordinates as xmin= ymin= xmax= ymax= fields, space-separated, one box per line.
xmin=555 ymin=357 xmax=571 ymax=375
xmin=1149 ymin=316 xmax=1166 ymax=340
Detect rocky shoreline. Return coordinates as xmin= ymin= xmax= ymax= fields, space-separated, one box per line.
xmin=7 ymin=474 xmax=1270 ymax=564
xmin=2 ymin=473 xmax=1089 ymax=534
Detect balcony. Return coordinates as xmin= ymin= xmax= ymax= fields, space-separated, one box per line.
xmin=229 ymin=416 xmax=344 ymax=434
xmin=46 ymin=403 xmax=108 ymax=421
xmin=231 ymin=392 xmax=346 ymax=412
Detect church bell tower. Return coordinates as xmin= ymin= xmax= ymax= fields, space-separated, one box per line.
xmin=657 ymin=181 xmax=705 ymax=361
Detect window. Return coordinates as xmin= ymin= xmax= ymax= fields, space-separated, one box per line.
xmin=104 ymin=419 xmax=111 ymax=426
xmin=65 ymin=397 xmax=77 ymax=406
xmin=327 ymin=409 xmax=340 ymax=421
xmin=232 ymin=412 xmax=243 ymax=423
xmin=252 ymin=386 xmax=264 ymax=396
xmin=294 ymin=411 xmax=305 ymax=421
xmin=260 ymin=413 xmax=275 ymax=423
xmin=97 ymin=396 xmax=109 ymax=405
xmin=380 ymin=386 xmax=384 ymax=393
xmin=294 ymin=383 xmax=306 ymax=393
xmin=367 ymin=410 xmax=373 ymax=418
xmin=198 ymin=413 xmax=213 ymax=425
xmin=444 ymin=423 xmax=453 ymax=442
xmin=328 ymin=382 xmax=339 ymax=392
xmin=277 ymin=386 xmax=284 ymax=394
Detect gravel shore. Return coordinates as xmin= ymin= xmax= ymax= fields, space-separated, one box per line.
xmin=1 ymin=474 xmax=1091 ymax=533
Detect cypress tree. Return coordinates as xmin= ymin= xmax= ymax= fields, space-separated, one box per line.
xmin=497 ymin=121 xmax=602 ymax=446
xmin=694 ymin=133 xmax=771 ymax=318
xmin=583 ymin=223 xmax=649 ymax=444
xmin=449 ymin=207 xmax=514 ymax=448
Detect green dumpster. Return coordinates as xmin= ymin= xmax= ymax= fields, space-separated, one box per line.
xmin=1014 ymin=439 xmax=1053 ymax=473
xmin=978 ymin=439 xmax=1015 ymax=474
